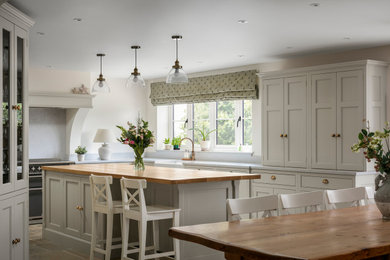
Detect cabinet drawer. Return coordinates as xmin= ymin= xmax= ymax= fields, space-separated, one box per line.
xmin=301 ymin=175 xmax=353 ymax=190
xmin=253 ymin=173 xmax=296 ymax=186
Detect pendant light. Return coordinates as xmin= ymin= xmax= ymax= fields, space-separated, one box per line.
xmin=126 ymin=45 xmax=145 ymax=88
xmin=166 ymin=35 xmax=188 ymax=84
xmin=92 ymin=53 xmax=110 ymax=93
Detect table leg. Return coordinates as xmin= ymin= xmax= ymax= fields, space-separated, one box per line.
xmin=225 ymin=252 xmax=243 ymax=260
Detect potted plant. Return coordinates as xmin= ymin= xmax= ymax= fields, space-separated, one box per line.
xmin=171 ymin=137 xmax=181 ymax=150
xmin=75 ymin=146 xmax=87 ymax=161
xmin=117 ymin=116 xmax=155 ymax=172
xmin=352 ymin=122 xmax=390 ymax=219
xmin=191 ymin=125 xmax=216 ymax=151
xmin=164 ymin=138 xmax=172 ymax=150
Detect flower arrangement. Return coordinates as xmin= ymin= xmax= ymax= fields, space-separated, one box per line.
xmin=117 ymin=117 xmax=155 ymax=171
xmin=351 ymin=122 xmax=390 ymax=190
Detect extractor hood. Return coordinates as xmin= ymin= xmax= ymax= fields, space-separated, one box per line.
xmin=29 ymin=91 xmax=94 ymax=108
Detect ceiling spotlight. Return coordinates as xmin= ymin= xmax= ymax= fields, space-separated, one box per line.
xmin=238 ymin=55 xmax=245 ymax=58
xmin=310 ymin=3 xmax=320 ymax=7
xmin=237 ymin=19 xmax=248 ymax=24
xmin=37 ymin=32 xmax=45 ymax=36
xmin=73 ymin=18 xmax=82 ymax=22
xmin=344 ymin=37 xmax=351 ymax=40
xmin=286 ymin=46 xmax=293 ymax=49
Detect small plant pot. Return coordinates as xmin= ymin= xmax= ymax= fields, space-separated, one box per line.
xmin=77 ymin=154 xmax=85 ymax=162
xmin=173 ymin=145 xmax=180 ymax=150
xmin=200 ymin=140 xmax=210 ymax=151
xmin=164 ymin=144 xmax=172 ymax=150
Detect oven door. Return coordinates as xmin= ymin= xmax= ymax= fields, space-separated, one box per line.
xmin=29 ymin=175 xmax=42 ymax=223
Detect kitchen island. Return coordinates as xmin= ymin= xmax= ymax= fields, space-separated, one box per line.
xmin=42 ymin=163 xmax=260 ymax=260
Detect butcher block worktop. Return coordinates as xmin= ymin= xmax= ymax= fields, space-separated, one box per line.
xmin=42 ymin=163 xmax=260 ymax=184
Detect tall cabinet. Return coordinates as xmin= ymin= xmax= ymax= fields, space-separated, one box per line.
xmin=0 ymin=4 xmax=33 ymax=260
xmin=261 ymin=60 xmax=387 ymax=171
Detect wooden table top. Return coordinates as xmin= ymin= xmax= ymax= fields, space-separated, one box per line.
xmin=169 ymin=205 xmax=390 ymax=260
xmin=42 ymin=163 xmax=260 ymax=184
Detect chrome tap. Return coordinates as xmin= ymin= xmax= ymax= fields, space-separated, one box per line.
xmin=180 ymin=137 xmax=195 ymax=160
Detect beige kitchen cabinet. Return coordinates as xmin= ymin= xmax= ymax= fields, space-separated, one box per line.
xmin=0 ymin=191 xmax=29 ymax=260
xmin=260 ymin=60 xmax=387 ymax=172
xmin=262 ymin=76 xmax=307 ymax=168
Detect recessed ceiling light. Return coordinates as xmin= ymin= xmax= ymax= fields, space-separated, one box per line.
xmin=37 ymin=32 xmax=45 ymax=36
xmin=237 ymin=19 xmax=248 ymax=24
xmin=196 ymin=61 xmax=204 ymax=64
xmin=238 ymin=55 xmax=245 ymax=58
xmin=344 ymin=37 xmax=351 ymax=40
xmin=46 ymin=65 xmax=52 ymax=68
xmin=310 ymin=3 xmax=320 ymax=7
xmin=286 ymin=46 xmax=293 ymax=49
xmin=73 ymin=18 xmax=82 ymax=22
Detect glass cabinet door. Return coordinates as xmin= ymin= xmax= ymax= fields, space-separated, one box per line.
xmin=1 ymin=17 xmax=13 ymax=195
xmin=14 ymin=26 xmax=28 ymax=190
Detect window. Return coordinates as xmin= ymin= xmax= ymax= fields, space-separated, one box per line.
xmin=163 ymin=100 xmax=252 ymax=151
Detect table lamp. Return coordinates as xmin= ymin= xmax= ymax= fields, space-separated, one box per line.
xmin=93 ymin=129 xmax=114 ymax=160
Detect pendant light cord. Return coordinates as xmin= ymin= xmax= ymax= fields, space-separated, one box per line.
xmin=135 ymin=48 xmax=138 ymax=68
xmin=100 ymin=56 xmax=102 ymax=75
xmin=176 ymin=38 xmax=178 ymax=61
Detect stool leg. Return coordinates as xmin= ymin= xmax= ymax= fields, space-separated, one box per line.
xmin=138 ymin=219 xmax=147 ymax=260
xmin=105 ymin=212 xmax=113 ymax=260
xmin=90 ymin=211 xmax=98 ymax=260
xmin=173 ymin=212 xmax=180 ymax=260
xmin=122 ymin=216 xmax=129 ymax=259
xmin=152 ymin=220 xmax=160 ymax=255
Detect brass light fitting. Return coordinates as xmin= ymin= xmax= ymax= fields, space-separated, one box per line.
xmin=96 ymin=53 xmax=106 ymax=82
xmin=131 ymin=46 xmax=141 ymax=76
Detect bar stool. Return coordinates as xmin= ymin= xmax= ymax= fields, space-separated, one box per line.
xmin=120 ymin=177 xmax=181 ymax=260
xmin=89 ymin=175 xmax=123 ymax=260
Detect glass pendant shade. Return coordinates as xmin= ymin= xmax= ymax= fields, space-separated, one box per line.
xmin=92 ymin=77 xmax=110 ymax=93
xmin=127 ymin=45 xmax=145 ymax=88
xmin=92 ymin=53 xmax=110 ymax=93
xmin=166 ymin=35 xmax=188 ymax=84
xmin=166 ymin=67 xmax=188 ymax=84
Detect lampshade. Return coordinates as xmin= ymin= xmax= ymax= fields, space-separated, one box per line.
xmin=166 ymin=67 xmax=188 ymax=84
xmin=92 ymin=53 xmax=110 ymax=93
xmin=93 ymin=129 xmax=115 ymax=143
xmin=126 ymin=74 xmax=145 ymax=88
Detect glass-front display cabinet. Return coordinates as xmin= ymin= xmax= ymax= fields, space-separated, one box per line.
xmin=0 ymin=16 xmax=28 ymax=196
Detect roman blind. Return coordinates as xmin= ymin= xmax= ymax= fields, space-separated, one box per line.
xmin=149 ymin=70 xmax=258 ymax=106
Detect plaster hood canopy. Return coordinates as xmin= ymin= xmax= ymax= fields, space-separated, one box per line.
xmin=9 ymin=0 xmax=390 ymax=80
xmin=29 ymin=91 xmax=95 ymax=109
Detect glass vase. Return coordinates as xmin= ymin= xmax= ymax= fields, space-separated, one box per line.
xmin=134 ymin=154 xmax=145 ymax=172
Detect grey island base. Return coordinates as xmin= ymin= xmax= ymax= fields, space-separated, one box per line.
xmin=42 ymin=163 xmax=260 ymax=260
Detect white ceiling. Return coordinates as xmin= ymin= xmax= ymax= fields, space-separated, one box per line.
xmin=9 ymin=0 xmax=390 ymax=79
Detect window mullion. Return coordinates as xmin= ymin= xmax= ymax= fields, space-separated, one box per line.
xmin=235 ymin=100 xmax=242 ymax=147
xmin=210 ymin=102 xmax=216 ymax=150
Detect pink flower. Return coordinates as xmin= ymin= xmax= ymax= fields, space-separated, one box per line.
xmin=129 ymin=140 xmax=135 ymax=145
xmin=140 ymin=135 xmax=144 ymax=140
xmin=124 ymin=140 xmax=129 ymax=144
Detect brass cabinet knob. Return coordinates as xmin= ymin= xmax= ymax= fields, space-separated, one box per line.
xmin=284 ymin=134 xmax=288 ymax=138
xmin=280 ymin=134 xmax=283 ymax=138
xmin=322 ymin=179 xmax=329 ymax=184
xmin=76 ymin=205 xmax=84 ymax=211
xmin=331 ymin=134 xmax=336 ymax=137
xmin=11 ymin=105 xmax=21 ymax=111
xmin=12 ymin=238 xmax=20 ymax=245
xmin=271 ymin=175 xmax=276 ymax=180
xmin=336 ymin=134 xmax=341 ymax=137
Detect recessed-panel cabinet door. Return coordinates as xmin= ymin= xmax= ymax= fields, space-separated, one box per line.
xmin=80 ymin=179 xmax=92 ymax=240
xmin=45 ymin=173 xmax=63 ymax=231
xmin=311 ymin=73 xmax=337 ymax=169
xmin=284 ymin=76 xmax=307 ymax=168
xmin=0 ymin=197 xmax=12 ymax=259
xmin=12 ymin=192 xmax=28 ymax=260
xmin=64 ymin=176 xmax=81 ymax=237
xmin=336 ymin=70 xmax=364 ymax=171
xmin=262 ymin=78 xmax=284 ymax=166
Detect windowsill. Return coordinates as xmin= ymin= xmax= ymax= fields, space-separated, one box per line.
xmin=155 ymin=149 xmax=253 ymax=154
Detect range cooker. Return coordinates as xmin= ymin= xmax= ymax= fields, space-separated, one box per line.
xmin=29 ymin=158 xmax=75 ymax=224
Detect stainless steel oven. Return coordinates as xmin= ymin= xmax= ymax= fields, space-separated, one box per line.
xmin=29 ymin=159 xmax=75 ymax=224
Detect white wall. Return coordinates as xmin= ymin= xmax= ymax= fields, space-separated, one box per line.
xmin=29 ymin=68 xmax=148 ymax=159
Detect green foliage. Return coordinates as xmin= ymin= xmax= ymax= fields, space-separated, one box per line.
xmin=190 ymin=124 xmax=216 ymax=141
xmin=117 ymin=117 xmax=155 ymax=158
xmin=351 ymin=121 xmax=390 ymax=189
xmin=164 ymin=138 xmax=170 ymax=144
xmin=171 ymin=137 xmax=181 ymax=146
xmin=75 ymin=145 xmax=87 ymax=154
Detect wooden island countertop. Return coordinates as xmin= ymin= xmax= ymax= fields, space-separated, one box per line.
xmin=42 ymin=163 xmax=260 ymax=184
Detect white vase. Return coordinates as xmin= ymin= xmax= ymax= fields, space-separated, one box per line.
xmin=200 ymin=140 xmax=210 ymax=151
xmin=77 ymin=154 xmax=85 ymax=162
xmin=164 ymin=144 xmax=172 ymax=150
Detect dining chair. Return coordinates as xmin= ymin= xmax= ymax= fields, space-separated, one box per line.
xmin=89 ymin=175 xmax=123 ymax=260
xmin=325 ymin=187 xmax=367 ymax=210
xmin=365 ymin=186 xmax=375 ymax=204
xmin=227 ymin=195 xmax=279 ymax=221
xmin=120 ymin=177 xmax=181 ymax=260
xmin=279 ymin=190 xmax=324 ymax=215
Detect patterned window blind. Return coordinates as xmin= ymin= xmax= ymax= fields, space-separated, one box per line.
xmin=150 ymin=70 xmax=258 ymax=106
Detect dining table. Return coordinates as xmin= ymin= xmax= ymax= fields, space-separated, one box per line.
xmin=169 ymin=204 xmax=390 ymax=260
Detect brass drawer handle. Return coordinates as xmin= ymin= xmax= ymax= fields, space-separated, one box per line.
xmin=76 ymin=205 xmax=83 ymax=211
xmin=271 ymin=175 xmax=276 ymax=180
xmin=12 ymin=238 xmax=20 ymax=245
xmin=322 ymin=179 xmax=329 ymax=185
